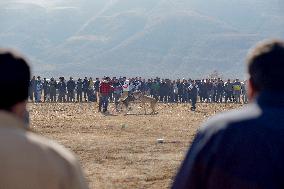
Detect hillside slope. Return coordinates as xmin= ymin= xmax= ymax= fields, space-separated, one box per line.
xmin=0 ymin=0 xmax=283 ymax=78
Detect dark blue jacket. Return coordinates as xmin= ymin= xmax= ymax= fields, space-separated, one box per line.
xmin=67 ymin=80 xmax=76 ymax=91
xmin=57 ymin=81 xmax=66 ymax=93
xmin=172 ymin=91 xmax=284 ymax=189
xmin=76 ymin=81 xmax=83 ymax=92
xmin=83 ymin=79 xmax=89 ymax=91
xmin=189 ymin=84 xmax=198 ymax=99
xmin=94 ymin=80 xmax=100 ymax=92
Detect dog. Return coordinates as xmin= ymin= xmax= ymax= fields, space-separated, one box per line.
xmin=118 ymin=91 xmax=158 ymax=115
xmin=118 ymin=94 xmax=136 ymax=112
xmin=132 ymin=91 xmax=158 ymax=115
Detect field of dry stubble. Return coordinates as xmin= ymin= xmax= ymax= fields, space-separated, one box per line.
xmin=29 ymin=102 xmax=241 ymax=189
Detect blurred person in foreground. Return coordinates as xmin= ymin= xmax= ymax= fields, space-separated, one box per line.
xmin=0 ymin=49 xmax=89 ymax=189
xmin=172 ymin=39 xmax=284 ymax=189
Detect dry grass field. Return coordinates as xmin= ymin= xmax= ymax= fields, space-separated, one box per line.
xmin=28 ymin=102 xmax=242 ymax=189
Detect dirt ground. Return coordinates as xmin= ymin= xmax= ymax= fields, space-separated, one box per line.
xmin=29 ymin=102 xmax=242 ymax=189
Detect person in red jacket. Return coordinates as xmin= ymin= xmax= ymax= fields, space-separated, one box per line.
xmin=98 ymin=77 xmax=112 ymax=113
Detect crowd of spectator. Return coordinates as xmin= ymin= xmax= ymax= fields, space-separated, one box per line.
xmin=29 ymin=76 xmax=248 ymax=104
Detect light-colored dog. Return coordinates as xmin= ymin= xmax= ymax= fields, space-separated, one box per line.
xmin=132 ymin=91 xmax=158 ymax=115
xmin=118 ymin=91 xmax=158 ymax=115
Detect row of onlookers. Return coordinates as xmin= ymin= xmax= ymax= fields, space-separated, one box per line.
xmin=29 ymin=76 xmax=248 ymax=104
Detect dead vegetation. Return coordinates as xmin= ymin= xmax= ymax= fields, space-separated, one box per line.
xmin=29 ymin=102 xmax=242 ymax=189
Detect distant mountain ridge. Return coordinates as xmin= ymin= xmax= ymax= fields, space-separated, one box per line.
xmin=0 ymin=0 xmax=284 ymax=78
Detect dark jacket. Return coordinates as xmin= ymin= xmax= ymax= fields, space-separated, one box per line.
xmin=67 ymin=80 xmax=76 ymax=91
xmin=43 ymin=80 xmax=49 ymax=91
xmin=76 ymin=81 xmax=83 ymax=92
xmin=49 ymin=80 xmax=57 ymax=91
xmin=83 ymin=79 xmax=89 ymax=91
xmin=94 ymin=80 xmax=100 ymax=92
xmin=189 ymin=84 xmax=198 ymax=99
xmin=57 ymin=81 xmax=66 ymax=93
xmin=30 ymin=78 xmax=36 ymax=91
xmin=172 ymin=91 xmax=284 ymax=189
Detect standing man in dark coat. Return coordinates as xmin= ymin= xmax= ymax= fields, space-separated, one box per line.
xmin=182 ymin=79 xmax=189 ymax=103
xmin=94 ymin=78 xmax=100 ymax=102
xmin=216 ymin=78 xmax=224 ymax=103
xmin=151 ymin=79 xmax=160 ymax=100
xmin=112 ymin=78 xmax=122 ymax=111
xmin=76 ymin=78 xmax=83 ymax=102
xmin=159 ymin=79 xmax=167 ymax=102
xmin=172 ymin=40 xmax=284 ymax=189
xmin=29 ymin=76 xmax=36 ymax=102
xmin=82 ymin=77 xmax=89 ymax=102
xmin=224 ymin=79 xmax=233 ymax=103
xmin=57 ymin=77 xmax=66 ymax=102
xmin=188 ymin=80 xmax=199 ymax=111
xmin=67 ymin=77 xmax=76 ymax=102
xmin=206 ymin=79 xmax=213 ymax=103
xmin=49 ymin=77 xmax=57 ymax=102
xmin=42 ymin=78 xmax=49 ymax=102
xmin=177 ymin=79 xmax=183 ymax=102
xmin=34 ymin=76 xmax=42 ymax=103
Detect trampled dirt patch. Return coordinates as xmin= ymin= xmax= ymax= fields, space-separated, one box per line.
xmin=29 ymin=102 xmax=242 ymax=189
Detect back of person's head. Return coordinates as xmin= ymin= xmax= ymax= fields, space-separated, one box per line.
xmin=0 ymin=49 xmax=30 ymax=111
xmin=247 ymin=39 xmax=284 ymax=92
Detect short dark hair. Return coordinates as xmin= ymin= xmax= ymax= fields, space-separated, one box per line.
xmin=0 ymin=49 xmax=30 ymax=110
xmin=247 ymin=40 xmax=284 ymax=91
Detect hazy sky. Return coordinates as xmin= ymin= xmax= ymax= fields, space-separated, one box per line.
xmin=1 ymin=0 xmax=55 ymax=7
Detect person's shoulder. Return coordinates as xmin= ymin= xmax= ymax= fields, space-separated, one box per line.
xmin=200 ymin=104 xmax=261 ymax=136
xmin=25 ymin=132 xmax=78 ymax=165
xmin=22 ymin=132 xmax=89 ymax=189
